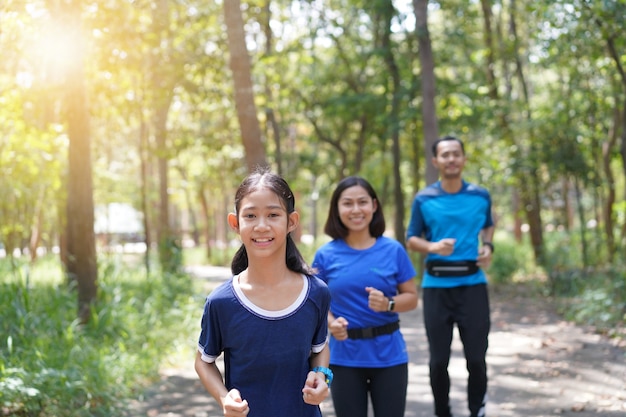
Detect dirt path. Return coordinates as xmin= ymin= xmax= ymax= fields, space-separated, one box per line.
xmin=126 ymin=266 xmax=626 ymax=417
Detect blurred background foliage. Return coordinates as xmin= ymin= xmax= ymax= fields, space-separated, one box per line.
xmin=1 ymin=0 xmax=625 ymax=415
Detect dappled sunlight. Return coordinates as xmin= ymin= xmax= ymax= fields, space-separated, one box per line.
xmin=18 ymin=7 xmax=86 ymax=85
xmin=488 ymin=331 xmax=543 ymax=358
xmin=33 ymin=24 xmax=81 ymax=82
xmin=485 ymin=286 xmax=626 ymax=416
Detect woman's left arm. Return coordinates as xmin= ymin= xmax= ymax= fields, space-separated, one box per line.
xmin=366 ymin=279 xmax=418 ymax=313
xmin=390 ymin=279 xmax=419 ymax=312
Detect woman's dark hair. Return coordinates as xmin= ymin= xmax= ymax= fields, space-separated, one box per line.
xmin=323 ymin=176 xmax=386 ymax=240
xmin=432 ymin=135 xmax=465 ymax=157
xmin=230 ymin=167 xmax=313 ymax=276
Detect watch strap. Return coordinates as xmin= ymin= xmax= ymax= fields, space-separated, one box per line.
xmin=312 ymin=366 xmax=333 ymax=388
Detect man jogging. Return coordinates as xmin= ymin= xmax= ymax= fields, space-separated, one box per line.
xmin=406 ymin=135 xmax=495 ymax=417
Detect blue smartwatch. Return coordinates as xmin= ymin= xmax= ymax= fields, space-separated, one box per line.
xmin=312 ymin=366 xmax=333 ymax=388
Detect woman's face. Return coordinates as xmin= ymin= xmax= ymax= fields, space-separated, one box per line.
xmin=337 ymin=185 xmax=377 ymax=235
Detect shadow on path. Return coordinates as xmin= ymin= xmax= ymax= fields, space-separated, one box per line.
xmin=126 ymin=266 xmax=626 ymax=417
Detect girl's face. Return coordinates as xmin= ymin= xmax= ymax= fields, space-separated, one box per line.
xmin=337 ymin=185 xmax=377 ymax=235
xmin=228 ymin=186 xmax=298 ymax=259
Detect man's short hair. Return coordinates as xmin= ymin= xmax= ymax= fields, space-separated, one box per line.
xmin=432 ymin=135 xmax=465 ymax=157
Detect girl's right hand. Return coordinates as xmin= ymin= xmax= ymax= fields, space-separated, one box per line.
xmin=329 ymin=317 xmax=349 ymax=341
xmin=222 ymin=389 xmax=250 ymax=416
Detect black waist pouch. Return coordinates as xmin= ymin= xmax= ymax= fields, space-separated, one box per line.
xmin=426 ymin=260 xmax=479 ymax=277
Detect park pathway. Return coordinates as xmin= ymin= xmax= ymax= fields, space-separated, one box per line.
xmin=126 ymin=266 xmax=626 ymax=417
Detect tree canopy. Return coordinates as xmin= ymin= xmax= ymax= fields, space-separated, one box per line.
xmin=1 ymin=0 xmax=625 ymax=272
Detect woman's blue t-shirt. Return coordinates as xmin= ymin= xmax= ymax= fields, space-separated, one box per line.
xmin=312 ymin=236 xmax=416 ymax=368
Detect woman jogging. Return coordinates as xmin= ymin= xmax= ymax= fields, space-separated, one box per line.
xmin=312 ymin=176 xmax=418 ymax=417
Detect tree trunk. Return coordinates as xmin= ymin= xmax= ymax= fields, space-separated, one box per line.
xmin=139 ymin=115 xmax=151 ymax=275
xmin=261 ymin=2 xmax=282 ymax=175
xmin=593 ymin=4 xmax=626 ymax=252
xmin=410 ymin=123 xmax=422 ymax=194
xmin=480 ymin=0 xmax=545 ymax=263
xmin=177 ymin=166 xmax=200 ymax=246
xmin=573 ymin=177 xmax=589 ymax=268
xmin=151 ymin=0 xmax=177 ymax=272
xmin=523 ymin=181 xmax=545 ymax=266
xmin=64 ymin=5 xmax=97 ymax=324
xmin=58 ymin=199 xmax=68 ymax=268
xmin=560 ymin=178 xmax=573 ymax=232
xmin=512 ymin=190 xmax=522 ymax=242
xmin=600 ymin=105 xmax=619 ymax=261
xmin=378 ymin=1 xmax=406 ymax=243
xmin=509 ymin=0 xmax=545 ymax=266
xmin=480 ymin=0 xmax=498 ymax=101
xmin=480 ymin=0 xmax=537 ymax=242
xmin=155 ymin=105 xmax=175 ymax=271
xmin=224 ymin=0 xmax=268 ymax=172
xmin=29 ymin=186 xmax=45 ymax=262
xmin=413 ymin=0 xmax=439 ymax=186
xmin=620 ymin=103 xmax=626 ymax=246
xmin=198 ymin=185 xmax=212 ymax=261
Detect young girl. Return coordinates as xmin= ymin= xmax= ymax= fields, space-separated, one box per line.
xmin=195 ymin=168 xmax=332 ymax=417
xmin=312 ymin=176 xmax=418 ymax=417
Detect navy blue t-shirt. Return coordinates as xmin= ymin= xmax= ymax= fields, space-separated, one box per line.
xmin=197 ymin=274 xmax=330 ymax=417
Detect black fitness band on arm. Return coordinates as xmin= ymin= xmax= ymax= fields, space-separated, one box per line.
xmin=483 ymin=242 xmax=494 ymax=253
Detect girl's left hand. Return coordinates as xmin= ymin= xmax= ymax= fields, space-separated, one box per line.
xmin=301 ymin=371 xmax=329 ymax=405
xmin=365 ymin=287 xmax=387 ymax=312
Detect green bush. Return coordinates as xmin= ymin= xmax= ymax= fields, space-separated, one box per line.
xmin=504 ymin=231 xmax=625 ymax=333
xmin=558 ymin=269 xmax=626 ymax=332
xmin=0 ymin=255 xmax=200 ymax=416
xmin=487 ymin=238 xmax=525 ymax=284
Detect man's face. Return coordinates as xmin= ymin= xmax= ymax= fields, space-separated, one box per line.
xmin=432 ymin=140 xmax=466 ymax=180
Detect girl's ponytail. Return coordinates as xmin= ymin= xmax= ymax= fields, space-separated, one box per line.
xmin=231 ymin=244 xmax=248 ymax=275
xmin=286 ymin=234 xmax=313 ymax=275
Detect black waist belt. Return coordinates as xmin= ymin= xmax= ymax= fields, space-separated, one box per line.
xmin=347 ymin=321 xmax=400 ymax=339
xmin=426 ymin=260 xmax=479 ymax=277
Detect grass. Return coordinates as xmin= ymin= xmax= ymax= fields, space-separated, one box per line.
xmin=0 ymin=254 xmax=205 ymax=417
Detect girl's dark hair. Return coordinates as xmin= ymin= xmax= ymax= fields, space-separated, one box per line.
xmin=432 ymin=135 xmax=465 ymax=156
xmin=323 ymin=176 xmax=386 ymax=240
xmin=230 ymin=167 xmax=313 ymax=276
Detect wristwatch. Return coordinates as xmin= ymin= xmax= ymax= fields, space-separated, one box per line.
xmin=312 ymin=366 xmax=333 ymax=388
xmin=387 ymin=297 xmax=396 ymax=312
xmin=483 ymin=242 xmax=495 ymax=253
